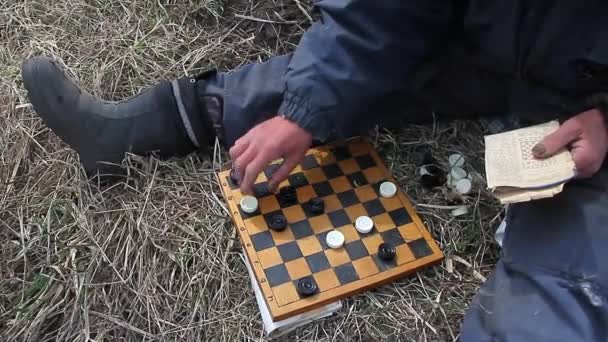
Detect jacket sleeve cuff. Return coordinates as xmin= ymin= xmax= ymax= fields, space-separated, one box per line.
xmin=278 ymin=92 xmax=336 ymax=143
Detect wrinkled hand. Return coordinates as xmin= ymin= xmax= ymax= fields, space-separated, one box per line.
xmin=230 ymin=116 xmax=313 ymax=194
xmin=532 ymin=109 xmax=608 ymax=178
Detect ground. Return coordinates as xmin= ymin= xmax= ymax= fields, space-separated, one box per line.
xmin=0 ymin=1 xmax=503 ymax=341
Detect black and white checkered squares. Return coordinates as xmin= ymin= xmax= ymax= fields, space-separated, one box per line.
xmin=230 ymin=142 xmax=439 ymax=309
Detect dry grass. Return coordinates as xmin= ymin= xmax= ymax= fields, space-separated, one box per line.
xmin=0 ymin=1 xmax=504 ymax=341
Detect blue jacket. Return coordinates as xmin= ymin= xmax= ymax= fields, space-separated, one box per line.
xmin=278 ymin=0 xmax=608 ymax=141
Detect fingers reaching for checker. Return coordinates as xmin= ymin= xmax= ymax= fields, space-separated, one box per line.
xmin=229 ymin=116 xmax=313 ymax=194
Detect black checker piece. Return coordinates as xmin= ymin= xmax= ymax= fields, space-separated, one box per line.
xmin=337 ymin=189 xmax=359 ymax=208
xmin=226 ymin=175 xmax=239 ymax=190
xmin=264 ymin=210 xmax=286 ymax=229
xmin=344 ymin=240 xmax=369 ymax=260
xmin=229 ymin=169 xmax=239 ymax=186
xmin=277 ymin=241 xmax=303 ymax=262
xmin=277 ymin=186 xmax=297 ymax=207
xmin=409 ymin=238 xmax=433 ymax=258
xmin=377 ymin=242 xmax=396 ymax=261
xmin=363 ymin=199 xmax=385 ymax=217
xmin=355 ymin=155 xmax=376 ymax=169
xmin=381 ymin=228 xmax=406 ymax=246
xmin=301 ymin=154 xmax=319 ymax=170
xmin=312 ymin=181 xmax=334 ymax=197
xmin=267 ymin=214 xmax=287 ymax=231
xmin=328 ymin=209 xmax=350 ymax=227
xmin=250 ymin=231 xmax=275 ymax=251
xmin=291 ymin=220 xmax=314 ymax=239
xmin=322 ymin=164 xmax=343 ymax=178
xmin=296 ymin=276 xmax=318 ymax=297
xmin=334 ymin=263 xmax=359 ymax=284
xmin=265 ymin=263 xmax=291 ymax=287
xmin=305 ymin=252 xmax=331 ymax=273
xmin=252 ymin=182 xmax=270 ymax=198
xmin=347 ymin=172 xmax=368 ymax=187
xmin=389 ymin=208 xmax=412 ymax=226
xmin=306 ymin=198 xmax=325 ymax=216
xmin=332 ymin=146 xmax=351 ymax=161
xmin=288 ymin=173 xmax=309 ymax=188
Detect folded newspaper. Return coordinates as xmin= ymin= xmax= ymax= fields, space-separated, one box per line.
xmin=484 ymin=120 xmax=576 ymax=204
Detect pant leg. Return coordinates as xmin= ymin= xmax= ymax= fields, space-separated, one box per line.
xmin=199 ymin=49 xmax=509 ymax=148
xmin=202 ymin=55 xmax=293 ymax=147
xmin=460 ymin=167 xmax=608 ymax=342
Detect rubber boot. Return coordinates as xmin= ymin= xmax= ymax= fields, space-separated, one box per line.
xmin=21 ymin=56 xmax=218 ymax=177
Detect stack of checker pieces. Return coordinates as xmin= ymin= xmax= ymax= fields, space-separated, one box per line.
xmin=218 ymin=138 xmax=443 ymax=321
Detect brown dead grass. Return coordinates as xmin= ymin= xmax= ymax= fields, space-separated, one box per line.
xmin=0 ymin=1 xmax=503 ymax=341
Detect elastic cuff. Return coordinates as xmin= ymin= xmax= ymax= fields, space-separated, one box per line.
xmin=278 ymin=92 xmax=335 ymax=143
xmin=171 ymin=72 xmax=217 ymax=149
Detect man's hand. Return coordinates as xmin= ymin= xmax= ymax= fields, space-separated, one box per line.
xmin=230 ymin=116 xmax=313 ymax=194
xmin=532 ymin=109 xmax=608 ymax=178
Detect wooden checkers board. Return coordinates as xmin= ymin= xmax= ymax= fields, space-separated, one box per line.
xmin=218 ymin=138 xmax=443 ymax=320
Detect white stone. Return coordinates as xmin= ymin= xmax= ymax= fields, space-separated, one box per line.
xmin=450 ymin=166 xmax=467 ymax=180
xmin=455 ymin=178 xmax=472 ymax=195
xmin=379 ymin=181 xmax=397 ymax=198
xmin=355 ymin=216 xmax=374 ymax=234
xmin=240 ymin=195 xmax=258 ymax=214
xmin=326 ymin=230 xmax=345 ymax=249
xmin=448 ymin=153 xmax=465 ymax=167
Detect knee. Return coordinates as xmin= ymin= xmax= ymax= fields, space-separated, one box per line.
xmin=460 ymin=261 xmax=608 ymax=342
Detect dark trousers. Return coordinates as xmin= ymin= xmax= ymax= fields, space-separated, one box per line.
xmin=201 ymin=53 xmax=608 ymax=341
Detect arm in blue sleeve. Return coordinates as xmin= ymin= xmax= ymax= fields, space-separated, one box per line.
xmin=278 ymin=0 xmax=455 ymax=142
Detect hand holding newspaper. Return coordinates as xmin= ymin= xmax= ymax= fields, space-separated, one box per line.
xmin=484 ymin=120 xmax=576 ymax=204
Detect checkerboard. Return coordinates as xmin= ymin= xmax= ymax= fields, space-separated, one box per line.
xmin=218 ymin=138 xmax=443 ymax=320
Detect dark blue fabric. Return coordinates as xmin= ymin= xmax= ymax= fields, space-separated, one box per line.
xmin=203 ymin=55 xmax=292 ymax=147
xmin=278 ymin=0 xmax=454 ymax=142
xmin=206 ymin=1 xmax=608 ymax=146
xmin=275 ymin=0 xmax=608 ymax=142
xmin=206 ymin=47 xmax=511 ymax=147
xmin=461 ymin=169 xmax=608 ymax=342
